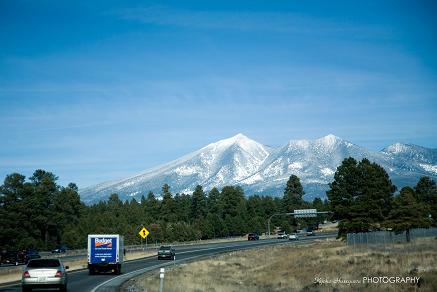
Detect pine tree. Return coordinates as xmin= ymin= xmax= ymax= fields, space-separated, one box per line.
xmin=220 ymin=186 xmax=247 ymax=235
xmin=191 ymin=185 xmax=207 ymax=221
xmin=385 ymin=187 xmax=431 ymax=242
xmin=160 ymin=184 xmax=176 ymax=222
xmin=207 ymin=187 xmax=222 ymax=216
xmin=144 ymin=191 xmax=159 ymax=222
xmin=327 ymin=157 xmax=359 ymax=221
xmin=53 ymin=183 xmax=82 ymax=245
xmin=29 ymin=170 xmax=60 ymax=249
xmin=415 ymin=177 xmax=437 ymax=225
xmin=327 ymin=158 xmax=396 ymax=237
xmin=283 ymin=174 xmax=305 ymax=212
xmin=174 ymin=193 xmax=191 ymax=222
xmin=0 ymin=173 xmax=32 ymax=249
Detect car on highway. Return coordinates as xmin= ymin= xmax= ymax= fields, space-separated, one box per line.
xmin=248 ymin=233 xmax=259 ymax=240
xmin=18 ymin=249 xmax=41 ymax=264
xmin=306 ymin=231 xmax=314 ymax=236
xmin=21 ymin=258 xmax=69 ymax=292
xmin=157 ymin=245 xmax=175 ymax=260
xmin=277 ymin=232 xmax=288 ymax=239
xmin=0 ymin=250 xmax=19 ymax=266
xmin=288 ymin=234 xmax=299 ymax=241
xmin=51 ymin=245 xmax=68 ymax=253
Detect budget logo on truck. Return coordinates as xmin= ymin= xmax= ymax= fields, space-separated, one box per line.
xmin=88 ymin=234 xmax=123 ymax=275
xmin=95 ymin=238 xmax=113 ymax=247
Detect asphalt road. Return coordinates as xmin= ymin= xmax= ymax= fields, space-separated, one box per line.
xmin=0 ymin=233 xmax=336 ymax=292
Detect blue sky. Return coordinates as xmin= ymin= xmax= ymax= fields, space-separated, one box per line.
xmin=1 ymin=0 xmax=436 ymax=188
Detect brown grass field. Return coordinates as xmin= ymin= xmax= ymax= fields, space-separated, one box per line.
xmin=122 ymin=237 xmax=437 ymax=292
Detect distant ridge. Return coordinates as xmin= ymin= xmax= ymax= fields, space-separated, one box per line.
xmin=79 ymin=134 xmax=437 ymax=204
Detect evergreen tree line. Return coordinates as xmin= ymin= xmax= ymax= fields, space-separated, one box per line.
xmin=0 ymin=170 xmax=327 ymax=250
xmin=2 ymin=157 xmax=434 ymax=250
xmin=328 ymin=157 xmax=437 ymax=239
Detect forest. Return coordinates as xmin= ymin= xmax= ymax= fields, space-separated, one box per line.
xmin=1 ymin=157 xmax=436 ymax=250
xmin=0 ymin=170 xmax=326 ymax=250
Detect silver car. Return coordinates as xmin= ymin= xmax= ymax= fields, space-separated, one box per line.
xmin=22 ymin=258 xmax=68 ymax=292
xmin=288 ymin=234 xmax=299 ymax=241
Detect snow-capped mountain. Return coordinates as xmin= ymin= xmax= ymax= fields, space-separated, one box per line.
xmin=240 ymin=134 xmax=383 ymax=200
xmin=380 ymin=143 xmax=437 ymax=188
xmin=79 ymin=134 xmax=437 ymax=204
xmin=80 ymin=133 xmax=272 ymax=203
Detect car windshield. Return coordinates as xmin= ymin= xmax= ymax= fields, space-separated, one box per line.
xmin=160 ymin=246 xmax=171 ymax=250
xmin=27 ymin=259 xmax=60 ymax=268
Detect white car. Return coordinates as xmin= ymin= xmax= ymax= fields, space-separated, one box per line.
xmin=289 ymin=234 xmax=299 ymax=241
xmin=277 ymin=233 xmax=288 ymax=239
xmin=22 ymin=258 xmax=68 ymax=292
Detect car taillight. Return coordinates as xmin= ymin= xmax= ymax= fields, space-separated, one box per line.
xmin=23 ymin=271 xmax=30 ymax=278
xmin=55 ymin=271 xmax=63 ymax=277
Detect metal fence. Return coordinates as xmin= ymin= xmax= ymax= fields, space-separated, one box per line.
xmin=347 ymin=228 xmax=437 ymax=247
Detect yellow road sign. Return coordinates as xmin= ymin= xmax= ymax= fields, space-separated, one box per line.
xmin=139 ymin=227 xmax=150 ymax=239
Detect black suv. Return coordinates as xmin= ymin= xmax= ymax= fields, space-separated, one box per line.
xmin=157 ymin=246 xmax=175 ymax=260
xmin=248 ymin=233 xmax=259 ymax=240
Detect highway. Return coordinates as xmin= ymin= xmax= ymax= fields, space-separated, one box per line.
xmin=0 ymin=233 xmax=336 ymax=292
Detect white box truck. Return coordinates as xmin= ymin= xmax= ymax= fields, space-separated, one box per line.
xmin=87 ymin=234 xmax=124 ymax=275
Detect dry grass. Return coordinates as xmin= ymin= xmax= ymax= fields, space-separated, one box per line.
xmin=123 ymin=237 xmax=437 ymax=292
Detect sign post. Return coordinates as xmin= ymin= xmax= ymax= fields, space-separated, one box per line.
xmin=139 ymin=227 xmax=150 ymax=250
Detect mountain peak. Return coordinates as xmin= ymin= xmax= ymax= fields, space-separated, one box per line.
xmin=318 ymin=134 xmax=340 ymax=142
xmin=286 ymin=134 xmax=343 ymax=149
xmin=384 ymin=142 xmax=408 ymax=154
xmin=382 ymin=142 xmax=427 ymax=154
xmin=383 ymin=142 xmax=434 ymax=155
xmin=209 ymin=133 xmax=254 ymax=149
xmin=231 ymin=133 xmax=249 ymax=141
xmin=200 ymin=133 xmax=270 ymax=163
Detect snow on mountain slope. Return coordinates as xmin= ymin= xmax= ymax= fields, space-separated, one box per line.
xmin=240 ymin=134 xmax=385 ymax=200
xmin=79 ymin=133 xmax=271 ymax=203
xmin=381 ymin=143 xmax=437 ymax=180
xmin=80 ymin=134 xmax=437 ymax=204
xmin=242 ymin=138 xmax=437 ymax=200
xmin=245 ymin=135 xmax=381 ymax=182
xmin=382 ymin=143 xmax=437 ymax=165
